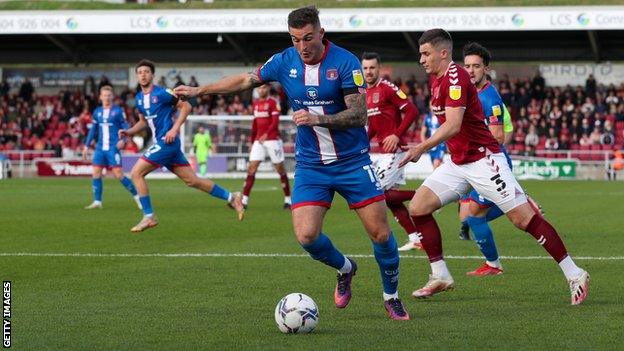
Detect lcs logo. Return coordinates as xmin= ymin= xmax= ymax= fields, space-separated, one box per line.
xmin=306 ymin=87 xmax=319 ymax=100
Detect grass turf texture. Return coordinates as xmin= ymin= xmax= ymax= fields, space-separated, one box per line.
xmin=0 ymin=178 xmax=621 ymax=350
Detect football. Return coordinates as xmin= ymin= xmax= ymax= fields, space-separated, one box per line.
xmin=274 ymin=293 xmax=319 ymax=334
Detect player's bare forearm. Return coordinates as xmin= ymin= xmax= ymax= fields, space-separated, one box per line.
xmin=171 ymin=101 xmax=192 ymax=132
xmin=317 ymin=93 xmax=367 ymax=129
xmin=125 ymin=119 xmax=147 ymax=136
xmin=488 ymin=124 xmax=505 ymax=144
xmin=504 ymin=131 xmax=513 ymax=145
xmin=197 ymin=72 xmax=262 ymax=95
xmin=418 ymin=108 xmax=463 ymax=152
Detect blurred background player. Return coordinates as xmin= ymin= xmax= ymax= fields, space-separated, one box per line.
xmin=175 ymin=6 xmax=409 ymax=320
xmin=421 ymin=109 xmax=446 ymax=169
xmin=242 ymin=83 xmax=291 ymax=209
xmin=401 ymin=29 xmax=589 ymax=305
xmin=83 ymin=85 xmax=140 ymax=210
xmin=120 ymin=59 xmax=244 ymax=232
xmin=192 ymin=125 xmax=212 ymax=178
xmin=361 ymin=52 xmax=422 ymax=252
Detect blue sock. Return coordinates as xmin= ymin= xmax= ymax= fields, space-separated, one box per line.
xmin=210 ymin=184 xmax=231 ymax=202
xmin=485 ymin=206 xmax=505 ymax=222
xmin=301 ymin=233 xmax=346 ymax=270
xmin=467 ymin=216 xmax=499 ymax=262
xmin=92 ymin=178 xmax=103 ymax=202
xmin=120 ymin=176 xmax=138 ymax=196
xmin=372 ymin=233 xmax=400 ymax=295
xmin=139 ymin=196 xmax=154 ymax=216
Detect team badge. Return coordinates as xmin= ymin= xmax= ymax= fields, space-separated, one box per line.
xmin=449 ymin=85 xmax=462 ymax=101
xmin=326 ymin=69 xmax=338 ymax=80
xmin=372 ymin=92 xmax=380 ymax=103
xmin=151 ymin=96 xmax=159 ymax=104
xmin=352 ymin=70 xmax=364 ymax=86
xmin=492 ymin=104 xmax=502 ymax=116
xmin=397 ymin=90 xmax=407 ymax=99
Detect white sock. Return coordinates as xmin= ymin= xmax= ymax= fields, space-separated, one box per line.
xmin=133 ymin=195 xmax=139 ymax=200
xmin=144 ymin=213 xmax=154 ymax=218
xmin=338 ymin=257 xmax=352 ymax=274
xmin=383 ymin=292 xmax=399 ymax=301
xmin=559 ymin=256 xmax=584 ymax=280
xmin=486 ymin=259 xmax=502 ymax=269
xmin=284 ymin=196 xmax=291 ymax=204
xmin=242 ymin=195 xmax=249 ymax=205
xmin=93 ymin=200 xmax=102 ymax=205
xmin=431 ymin=260 xmax=451 ymax=278
xmin=408 ymin=233 xmax=421 ymax=243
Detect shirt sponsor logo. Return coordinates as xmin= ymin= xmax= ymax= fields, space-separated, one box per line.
xmin=352 ymin=70 xmax=364 ymax=86
xmin=306 ymin=87 xmax=319 ymax=100
xmin=449 ymin=85 xmax=462 ymax=101
xmin=326 ymin=68 xmax=338 ymax=80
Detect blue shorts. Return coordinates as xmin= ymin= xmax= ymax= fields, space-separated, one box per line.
xmin=93 ymin=149 xmax=122 ymax=168
xmin=141 ymin=139 xmax=190 ymax=170
xmin=292 ymin=155 xmax=385 ymax=210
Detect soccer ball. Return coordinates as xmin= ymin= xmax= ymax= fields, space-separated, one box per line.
xmin=274 ymin=293 xmax=319 ymax=334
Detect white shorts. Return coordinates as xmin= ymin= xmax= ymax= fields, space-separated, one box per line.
xmin=422 ymin=152 xmax=527 ymax=213
xmin=249 ymin=140 xmax=285 ymax=164
xmin=372 ymin=151 xmax=406 ymax=190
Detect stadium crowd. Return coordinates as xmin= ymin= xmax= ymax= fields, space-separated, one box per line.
xmin=1 ymin=72 xmax=623 ymax=160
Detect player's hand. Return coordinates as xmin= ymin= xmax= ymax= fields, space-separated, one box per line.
xmin=292 ymin=110 xmax=320 ymax=127
xmin=164 ymin=128 xmax=179 ymax=144
xmin=399 ymin=145 xmax=424 ymax=167
xmin=82 ymin=146 xmax=88 ymax=160
xmin=258 ymin=134 xmax=268 ymax=142
xmin=173 ymin=85 xmax=199 ymax=98
xmin=119 ymin=129 xmax=129 ymax=139
xmin=382 ymin=134 xmax=400 ymax=153
xmin=116 ymin=140 xmax=125 ymax=150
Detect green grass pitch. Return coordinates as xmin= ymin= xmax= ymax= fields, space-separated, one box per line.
xmin=0 ymin=178 xmax=621 ymax=350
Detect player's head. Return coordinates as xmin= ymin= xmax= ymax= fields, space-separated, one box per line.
xmin=463 ymin=42 xmax=491 ymax=87
xmin=418 ymin=28 xmax=453 ymax=76
xmin=288 ymin=6 xmax=325 ymax=65
xmin=99 ymin=85 xmax=114 ymax=107
xmin=361 ymin=52 xmax=381 ymax=85
xmin=197 ymin=125 xmax=205 ymax=134
xmin=135 ymin=59 xmax=155 ymax=88
xmin=257 ymin=84 xmax=270 ymax=99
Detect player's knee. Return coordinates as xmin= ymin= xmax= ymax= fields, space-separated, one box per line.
xmin=408 ymin=201 xmax=429 ymax=217
xmin=369 ymin=228 xmax=390 ymax=243
xmin=295 ymin=230 xmax=319 ymax=246
xmin=184 ymin=177 xmax=199 ymax=188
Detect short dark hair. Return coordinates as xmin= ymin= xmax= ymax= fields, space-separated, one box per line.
xmin=463 ymin=42 xmax=492 ymax=66
xmin=288 ymin=6 xmax=320 ymax=29
xmin=361 ymin=52 xmax=381 ymax=64
xmin=418 ymin=28 xmax=453 ymax=49
xmin=135 ymin=59 xmax=155 ymax=74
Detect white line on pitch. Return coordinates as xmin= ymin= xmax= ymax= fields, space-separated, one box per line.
xmin=0 ymin=252 xmax=622 ymax=260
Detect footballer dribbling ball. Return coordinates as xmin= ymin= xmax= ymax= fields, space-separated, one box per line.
xmin=274 ymin=293 xmax=319 ymax=334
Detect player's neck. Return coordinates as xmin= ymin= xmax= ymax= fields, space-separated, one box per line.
xmin=435 ymin=60 xmax=453 ymax=78
xmin=102 ymin=104 xmax=112 ymax=109
xmin=366 ymin=78 xmax=381 ymax=88
xmin=141 ymin=83 xmax=154 ymax=94
xmin=476 ymin=80 xmax=488 ymax=91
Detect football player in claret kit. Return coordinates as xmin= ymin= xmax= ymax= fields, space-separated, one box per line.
xmin=400 ymin=29 xmax=589 ymax=305
xmin=361 ymin=52 xmax=423 ymax=252
xmin=242 ymin=83 xmax=291 ymax=209
xmin=120 ymin=59 xmax=244 ymax=232
xmin=175 ymin=7 xmax=410 ymax=320
xmin=83 ymin=85 xmax=141 ymax=210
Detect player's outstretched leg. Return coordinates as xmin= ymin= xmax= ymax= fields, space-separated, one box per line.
xmin=173 ymin=165 xmax=244 ymax=221
xmin=508 ymin=203 xmax=589 ymax=305
xmin=111 ymin=167 xmax=141 ymax=209
xmin=466 ymin=215 xmax=503 ymax=276
xmin=356 ymin=201 xmax=409 ymax=320
xmin=409 ymin=186 xmax=454 ymax=298
xmin=130 ymin=159 xmax=159 ymax=232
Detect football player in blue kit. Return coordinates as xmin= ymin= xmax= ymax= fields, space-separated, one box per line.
xmin=83 ymin=85 xmax=141 ymax=210
xmin=421 ymin=111 xmax=446 ymax=169
xmin=175 ymin=7 xmax=409 ymax=320
xmin=120 ymin=59 xmax=244 ymax=232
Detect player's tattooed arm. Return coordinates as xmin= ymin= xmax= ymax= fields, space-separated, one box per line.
xmin=316 ymin=93 xmax=367 ymax=129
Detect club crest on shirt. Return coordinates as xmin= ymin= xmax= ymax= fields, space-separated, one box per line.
xmin=151 ymin=96 xmax=159 ymax=104
xmin=352 ymin=70 xmax=364 ymax=86
xmin=372 ymin=92 xmax=380 ymax=104
xmin=326 ymin=68 xmax=338 ymax=80
xmin=449 ymin=85 xmax=461 ymax=101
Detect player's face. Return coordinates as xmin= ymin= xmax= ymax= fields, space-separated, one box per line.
xmin=362 ymin=58 xmax=380 ymax=85
xmin=289 ymin=24 xmax=325 ymax=65
xmin=419 ymin=43 xmax=442 ymax=75
xmin=136 ymin=66 xmax=154 ymax=88
xmin=99 ymin=90 xmax=113 ymax=107
xmin=463 ymin=55 xmax=488 ymax=86
xmin=257 ymin=84 xmax=269 ymax=99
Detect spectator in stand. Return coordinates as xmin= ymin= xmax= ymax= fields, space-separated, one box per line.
xmin=525 ymin=124 xmax=539 ymax=155
xmin=589 ymin=123 xmax=602 ymax=145
xmin=0 ymin=79 xmax=9 ymax=97
xmin=189 ymin=76 xmax=199 ymax=87
xmin=19 ymin=79 xmax=34 ymax=102
xmin=600 ymin=120 xmax=615 ymax=146
xmin=586 ymin=74 xmax=597 ymax=98
xmin=581 ymin=97 xmax=595 ymax=114
xmin=545 ymin=128 xmax=559 ymax=150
